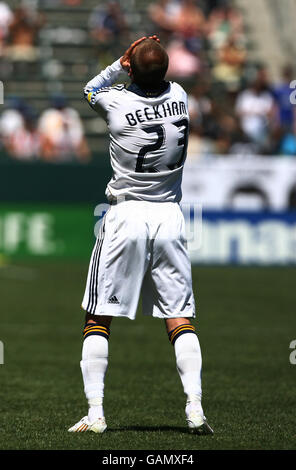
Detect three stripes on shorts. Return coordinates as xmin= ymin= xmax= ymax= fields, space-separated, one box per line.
xmin=86 ymin=219 xmax=106 ymax=315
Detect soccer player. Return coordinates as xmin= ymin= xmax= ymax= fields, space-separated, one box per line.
xmin=68 ymin=36 xmax=213 ymax=435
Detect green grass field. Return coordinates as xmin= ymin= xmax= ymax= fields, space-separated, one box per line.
xmin=0 ymin=261 xmax=295 ymax=450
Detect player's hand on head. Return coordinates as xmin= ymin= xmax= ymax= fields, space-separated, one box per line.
xmin=120 ymin=36 xmax=147 ymax=71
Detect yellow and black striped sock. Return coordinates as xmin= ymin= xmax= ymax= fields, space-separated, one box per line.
xmin=168 ymin=324 xmax=196 ymax=346
xmin=83 ymin=323 xmax=110 ymax=341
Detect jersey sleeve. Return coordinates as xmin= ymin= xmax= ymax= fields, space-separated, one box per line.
xmin=83 ymin=59 xmax=125 ymax=112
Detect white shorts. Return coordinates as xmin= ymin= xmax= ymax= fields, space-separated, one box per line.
xmin=82 ymin=200 xmax=196 ymax=320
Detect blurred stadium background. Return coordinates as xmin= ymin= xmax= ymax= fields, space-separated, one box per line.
xmin=0 ymin=0 xmax=296 ymax=451
xmin=1 ymin=0 xmax=296 ymax=262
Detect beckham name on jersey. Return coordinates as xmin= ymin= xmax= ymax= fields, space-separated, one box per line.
xmin=125 ymin=100 xmax=187 ymax=126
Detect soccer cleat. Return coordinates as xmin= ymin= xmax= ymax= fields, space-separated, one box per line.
xmin=185 ymin=398 xmax=214 ymax=435
xmin=68 ymin=416 xmax=107 ymax=434
xmin=186 ymin=411 xmax=214 ymax=435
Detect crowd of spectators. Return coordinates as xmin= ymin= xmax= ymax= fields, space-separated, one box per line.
xmin=0 ymin=94 xmax=90 ymax=162
xmin=0 ymin=0 xmax=295 ymax=163
xmin=0 ymin=1 xmax=45 ymax=65
xmin=147 ymin=0 xmax=296 ymax=159
xmin=0 ymin=1 xmax=90 ymax=162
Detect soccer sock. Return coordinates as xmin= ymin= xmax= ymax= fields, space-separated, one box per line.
xmin=80 ymin=324 xmax=110 ymax=422
xmin=168 ymin=324 xmax=203 ymax=414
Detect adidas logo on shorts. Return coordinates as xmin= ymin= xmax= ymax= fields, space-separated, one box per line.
xmin=108 ymin=295 xmax=120 ymax=304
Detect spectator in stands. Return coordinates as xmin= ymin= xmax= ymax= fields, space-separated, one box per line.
xmin=212 ymin=35 xmax=246 ymax=92
xmin=148 ymin=0 xmax=181 ymax=39
xmin=63 ymin=0 xmax=82 ymax=5
xmin=38 ymin=96 xmax=90 ymax=163
xmin=0 ymin=99 xmax=41 ymax=160
xmin=149 ymin=0 xmax=206 ymax=52
xmin=0 ymin=98 xmax=25 ymax=146
xmin=187 ymin=128 xmax=216 ymax=160
xmin=203 ymin=0 xmax=232 ymax=16
xmin=173 ymin=0 xmax=206 ymax=37
xmin=235 ymin=68 xmax=276 ymax=150
xmin=0 ymin=1 xmax=13 ymax=57
xmin=211 ymin=112 xmax=244 ymax=155
xmin=88 ymin=1 xmax=129 ymax=45
xmin=6 ymin=6 xmax=45 ymax=62
xmin=188 ymin=80 xmax=212 ymax=131
xmin=207 ymin=1 xmax=245 ymax=50
xmin=6 ymin=107 xmax=41 ymax=161
xmin=277 ymin=129 xmax=296 ymax=156
xmin=273 ymin=65 xmax=296 ymax=132
xmin=228 ymin=127 xmax=259 ymax=155
xmin=187 ymin=80 xmax=216 ymax=159
xmin=166 ymin=38 xmax=201 ymax=79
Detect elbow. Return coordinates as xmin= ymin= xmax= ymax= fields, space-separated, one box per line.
xmin=83 ymin=85 xmax=91 ymax=100
xmin=83 ymin=85 xmax=96 ymax=109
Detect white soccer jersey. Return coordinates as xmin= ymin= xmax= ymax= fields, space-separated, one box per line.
xmin=84 ymin=59 xmax=189 ymax=203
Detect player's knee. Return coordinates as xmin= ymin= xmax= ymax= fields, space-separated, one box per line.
xmin=85 ymin=312 xmax=112 ymax=327
xmin=165 ymin=317 xmax=191 ymax=333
